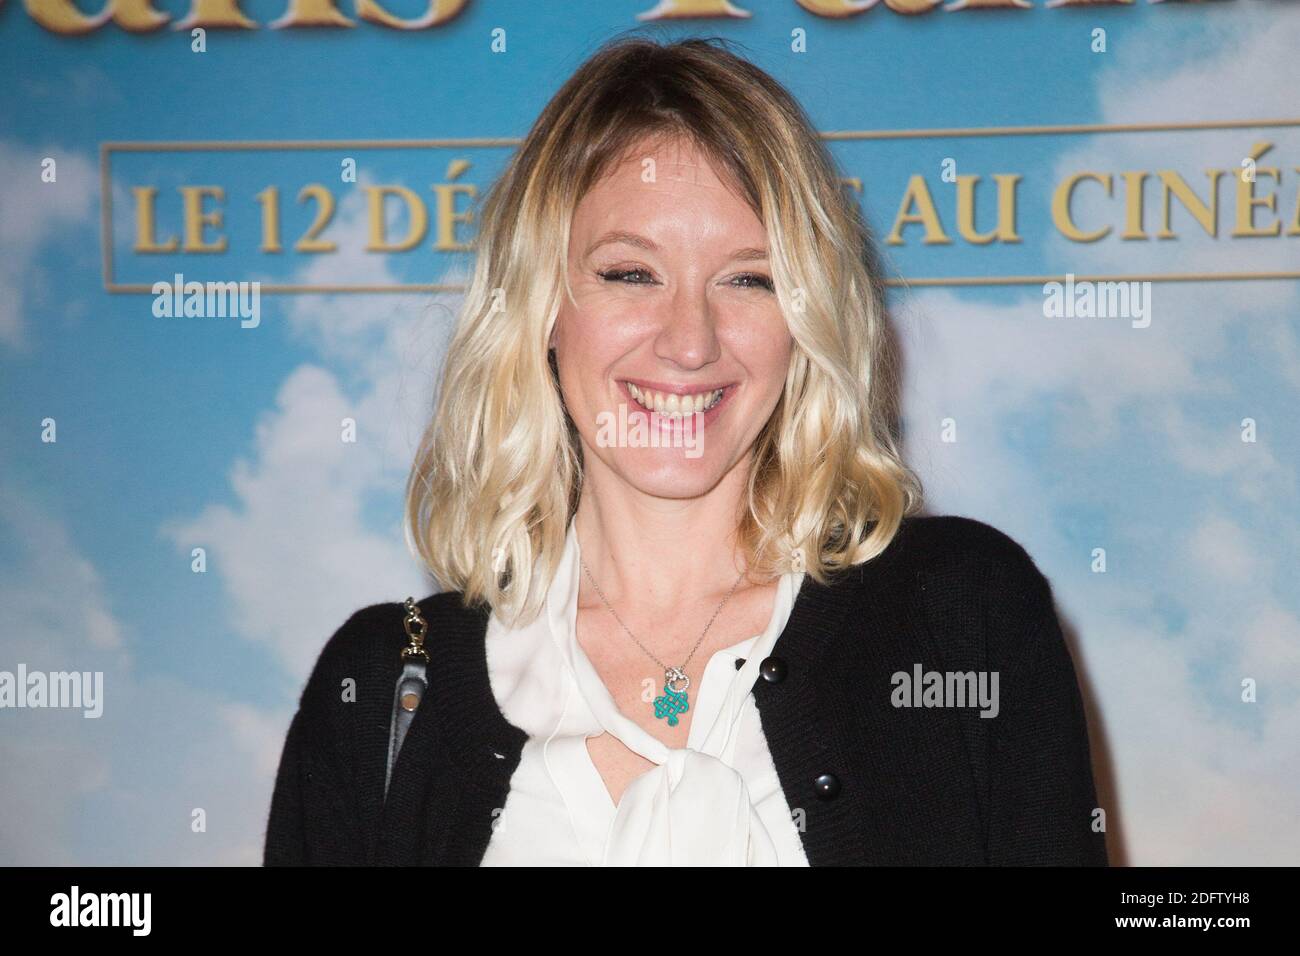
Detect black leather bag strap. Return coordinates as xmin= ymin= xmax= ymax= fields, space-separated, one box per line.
xmin=384 ymin=597 xmax=429 ymax=800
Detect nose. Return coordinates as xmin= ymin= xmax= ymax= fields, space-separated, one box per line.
xmin=652 ymin=281 xmax=722 ymax=371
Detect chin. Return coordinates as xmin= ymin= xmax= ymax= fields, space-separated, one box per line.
xmin=608 ymin=449 xmax=729 ymax=500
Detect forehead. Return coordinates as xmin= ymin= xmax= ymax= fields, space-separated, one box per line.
xmin=611 ymin=134 xmax=722 ymax=183
xmin=572 ymin=134 xmax=760 ymax=234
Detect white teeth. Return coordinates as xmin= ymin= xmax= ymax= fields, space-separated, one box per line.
xmin=626 ymin=383 xmax=724 ymax=418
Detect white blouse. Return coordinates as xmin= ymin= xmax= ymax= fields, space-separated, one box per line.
xmin=479 ymin=521 xmax=810 ymax=866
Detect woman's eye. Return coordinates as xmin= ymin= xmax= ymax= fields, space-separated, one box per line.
xmin=597 ymin=268 xmax=656 ymax=285
xmin=595 ymin=268 xmax=773 ymax=291
xmin=732 ymin=272 xmax=775 ymax=292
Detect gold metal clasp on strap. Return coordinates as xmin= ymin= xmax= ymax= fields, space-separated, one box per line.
xmin=401 ymin=596 xmax=429 ymax=662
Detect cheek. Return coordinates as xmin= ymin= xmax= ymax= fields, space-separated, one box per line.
xmin=557 ymin=297 xmax=644 ymax=368
xmin=725 ymin=312 xmax=793 ymax=386
xmin=553 ymin=305 xmax=628 ymax=408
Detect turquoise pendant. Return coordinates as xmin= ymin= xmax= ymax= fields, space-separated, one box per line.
xmin=654 ymin=683 xmax=689 ymax=726
xmin=653 ymin=668 xmax=691 ymax=727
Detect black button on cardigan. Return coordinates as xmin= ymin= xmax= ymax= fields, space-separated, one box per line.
xmin=759 ymin=656 xmax=787 ymax=683
xmin=814 ymin=773 xmax=842 ymax=800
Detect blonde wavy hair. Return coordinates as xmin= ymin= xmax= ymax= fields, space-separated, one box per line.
xmin=406 ymin=35 xmax=921 ymax=627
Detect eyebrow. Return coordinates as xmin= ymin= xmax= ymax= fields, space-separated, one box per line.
xmin=584 ymin=230 xmax=768 ymax=263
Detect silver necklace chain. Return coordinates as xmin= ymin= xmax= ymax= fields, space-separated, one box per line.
xmin=578 ymin=552 xmax=748 ymax=681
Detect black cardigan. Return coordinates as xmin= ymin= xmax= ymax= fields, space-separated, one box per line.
xmin=263 ymin=515 xmax=1109 ymax=866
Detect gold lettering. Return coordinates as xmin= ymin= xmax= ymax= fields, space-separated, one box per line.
xmin=1232 ymin=141 xmax=1282 ymax=238
xmin=638 ymin=0 xmax=753 ymax=19
xmin=175 ymin=0 xmax=255 ymax=29
xmin=798 ymin=0 xmax=945 ymax=13
xmin=1289 ymin=167 xmax=1300 ymax=236
xmin=25 ymin=0 xmax=168 ymax=34
xmin=356 ymin=0 xmax=467 ymax=30
xmin=296 ymin=184 xmax=338 ymax=252
xmin=256 ymin=186 xmax=282 ymax=252
xmin=432 ymin=160 xmax=476 ymax=250
xmin=1156 ymin=169 xmax=1223 ymax=238
xmin=887 ymin=175 xmax=950 ymax=245
xmin=132 ymin=186 xmax=179 ymax=253
xmin=1119 ymin=171 xmax=1148 ymax=240
xmin=1052 ymin=172 xmax=1111 ymax=242
xmin=955 ymin=173 xmax=1021 ymax=244
xmin=883 ymin=0 xmax=943 ymax=12
xmin=944 ymin=0 xmax=1031 ymax=9
xmin=271 ymin=0 xmax=353 ymax=27
xmin=366 ymin=186 xmax=429 ymax=251
xmin=794 ymin=0 xmax=875 ymax=16
xmin=181 ymin=186 xmax=228 ymax=252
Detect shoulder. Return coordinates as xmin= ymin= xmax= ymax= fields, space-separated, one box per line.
xmin=296 ymin=590 xmax=483 ymax=709
xmin=860 ymin=514 xmax=1064 ymax=672
xmin=284 ymin=589 xmax=494 ymax=778
xmin=876 ymin=514 xmax=1054 ymax=607
xmin=887 ymin=514 xmax=1043 ymax=574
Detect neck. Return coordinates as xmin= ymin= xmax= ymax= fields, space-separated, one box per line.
xmin=573 ymin=456 xmax=755 ymax=612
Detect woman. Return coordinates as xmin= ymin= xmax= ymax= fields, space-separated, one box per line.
xmin=263 ymin=36 xmax=1107 ymax=867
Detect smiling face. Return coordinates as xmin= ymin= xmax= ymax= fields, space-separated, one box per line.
xmin=550 ymin=134 xmax=794 ymax=501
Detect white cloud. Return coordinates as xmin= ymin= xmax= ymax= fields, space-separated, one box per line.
xmin=0 ymin=486 xmax=287 ymax=865
xmin=163 ymin=362 xmax=431 ymax=682
xmin=0 ymin=141 xmax=97 ymax=350
xmin=164 ymin=179 xmax=466 ymax=682
xmin=1095 ymin=7 xmax=1300 ymax=125
xmin=1187 ymin=513 xmax=1258 ymax=584
xmin=0 ymin=490 xmax=125 ymax=659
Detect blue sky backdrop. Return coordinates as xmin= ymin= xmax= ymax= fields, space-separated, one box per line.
xmin=1 ymin=0 xmax=1297 ymax=864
